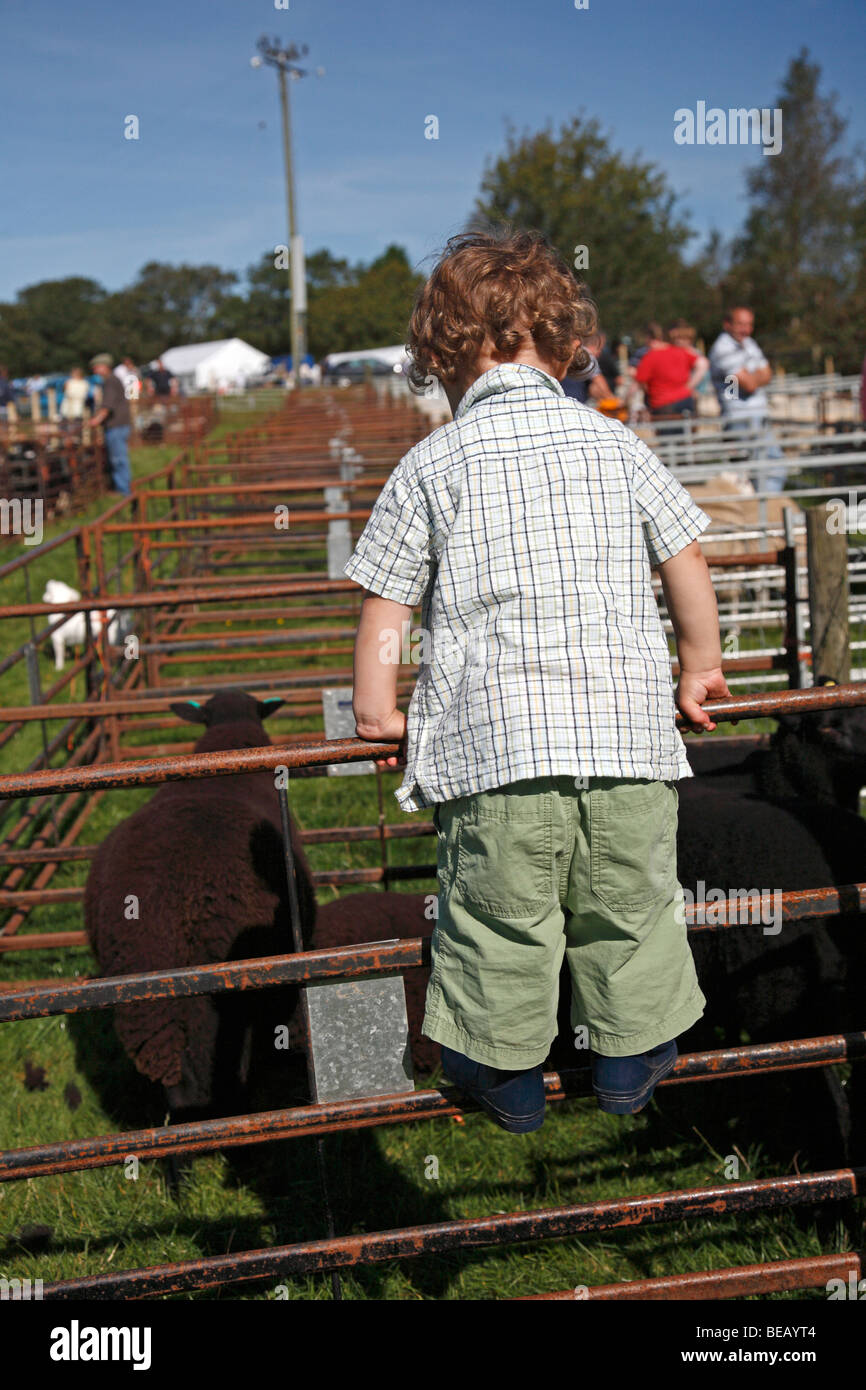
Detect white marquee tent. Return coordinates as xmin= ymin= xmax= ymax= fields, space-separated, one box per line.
xmin=154 ymin=338 xmax=271 ymax=393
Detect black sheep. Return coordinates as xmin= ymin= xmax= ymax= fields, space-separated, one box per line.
xmin=84 ymin=688 xmax=316 ymax=1124
xmin=685 ymin=681 xmax=866 ymax=813
xmin=659 ymin=785 xmax=866 ymax=1177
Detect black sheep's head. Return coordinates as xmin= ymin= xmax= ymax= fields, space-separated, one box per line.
xmin=169 ymin=688 xmax=285 ymax=730
xmin=776 ymin=678 xmax=866 ymax=771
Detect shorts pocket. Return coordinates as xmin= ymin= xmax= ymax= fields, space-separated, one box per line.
xmin=589 ymin=779 xmax=677 ymax=912
xmin=453 ymin=792 xmax=554 ymax=918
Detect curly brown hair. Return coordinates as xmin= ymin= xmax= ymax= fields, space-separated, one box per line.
xmin=406 ymin=227 xmax=598 ymax=392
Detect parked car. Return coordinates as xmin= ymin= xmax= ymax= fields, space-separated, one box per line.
xmin=322 ymin=357 xmax=401 ymax=387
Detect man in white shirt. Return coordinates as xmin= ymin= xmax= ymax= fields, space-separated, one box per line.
xmin=709 ymin=306 xmax=787 ymax=492
xmin=114 ymin=357 xmax=141 ymax=401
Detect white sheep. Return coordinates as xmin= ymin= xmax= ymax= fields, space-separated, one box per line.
xmin=42 ymin=579 xmax=120 ymax=670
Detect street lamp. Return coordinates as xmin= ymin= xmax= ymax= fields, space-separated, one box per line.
xmin=251 ymin=35 xmax=323 ymax=387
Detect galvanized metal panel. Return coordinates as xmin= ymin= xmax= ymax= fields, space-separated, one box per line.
xmin=306 ymin=958 xmax=415 ymax=1102
xmin=327 ymin=521 xmax=353 ymax=580
xmin=322 ymin=687 xmax=374 ymax=775
xmin=325 ymin=487 xmax=353 ymax=580
xmin=25 ymin=643 xmax=42 ymax=705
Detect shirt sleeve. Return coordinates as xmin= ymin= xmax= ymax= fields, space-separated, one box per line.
xmin=343 ymin=460 xmax=434 ymax=605
xmin=629 ymin=437 xmax=711 ymax=566
xmin=709 ymin=335 xmax=737 ymax=373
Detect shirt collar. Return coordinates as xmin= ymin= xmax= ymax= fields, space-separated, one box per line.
xmin=453 ymin=362 xmax=565 ymax=420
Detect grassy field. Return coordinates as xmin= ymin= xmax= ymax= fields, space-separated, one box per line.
xmin=0 ymin=420 xmax=860 ymax=1299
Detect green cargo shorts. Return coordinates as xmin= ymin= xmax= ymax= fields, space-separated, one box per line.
xmin=422 ymin=775 xmax=706 ymax=1069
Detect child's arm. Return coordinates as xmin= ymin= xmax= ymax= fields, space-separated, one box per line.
xmin=657 ymin=539 xmax=731 ymax=733
xmin=352 ymin=590 xmax=413 ymax=767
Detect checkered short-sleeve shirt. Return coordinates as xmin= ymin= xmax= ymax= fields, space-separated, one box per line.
xmin=343 ymin=362 xmax=710 ymax=812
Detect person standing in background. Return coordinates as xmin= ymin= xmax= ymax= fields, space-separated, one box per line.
xmin=587 ymin=329 xmax=621 ymax=395
xmin=147 ymin=358 xmax=177 ymax=400
xmin=708 ymin=306 xmax=787 ymax=492
xmin=114 ymin=356 xmax=141 ymax=400
xmin=60 ymin=367 xmax=89 ymax=427
xmin=560 ymin=330 xmax=619 ymax=403
xmin=0 ymin=365 xmax=15 ymax=421
xmin=668 ymin=320 xmax=698 ymax=351
xmin=634 ymin=323 xmax=708 ymax=427
xmin=89 ymin=353 xmax=132 ymax=496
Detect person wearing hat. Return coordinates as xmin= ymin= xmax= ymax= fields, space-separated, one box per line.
xmin=89 ymin=353 xmax=132 ymax=496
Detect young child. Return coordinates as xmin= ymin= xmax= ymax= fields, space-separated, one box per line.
xmin=343 ymin=229 xmax=730 ymax=1133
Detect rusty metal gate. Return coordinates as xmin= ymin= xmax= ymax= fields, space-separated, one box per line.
xmin=1 ymin=391 xmax=864 ymax=1301
xmin=0 ymin=682 xmax=864 ymax=1300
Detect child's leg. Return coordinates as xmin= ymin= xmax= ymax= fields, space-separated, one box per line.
xmin=439 ymin=1045 xmax=546 ymax=1134
xmin=563 ymin=776 xmax=705 ymax=1112
xmin=422 ymin=780 xmax=567 ymax=1129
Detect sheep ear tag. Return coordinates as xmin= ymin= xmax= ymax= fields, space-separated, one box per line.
xmin=258 ymin=697 xmax=285 ymax=720
xmin=169 ymin=700 xmax=207 ymax=724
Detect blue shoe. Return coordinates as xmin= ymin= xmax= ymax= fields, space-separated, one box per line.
xmin=591 ymin=1040 xmax=678 ymax=1114
xmin=440 ymin=1045 xmax=546 ymax=1133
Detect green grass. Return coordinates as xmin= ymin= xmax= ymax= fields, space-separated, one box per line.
xmin=0 ymin=437 xmax=862 ymax=1299
xmin=0 ymin=935 xmax=851 ymax=1300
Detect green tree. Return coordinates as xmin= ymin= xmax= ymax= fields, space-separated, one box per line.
xmin=0 ymin=243 xmax=424 ymax=373
xmin=0 ymin=277 xmax=108 ymax=373
xmin=306 ymin=248 xmax=355 ymax=292
xmin=0 ymin=301 xmax=51 ymax=375
xmin=472 ymin=116 xmax=708 ymax=338
xmin=227 ymin=248 xmax=359 ymax=356
xmin=726 ymin=49 xmax=866 ymax=372
xmin=113 ymin=262 xmax=239 ymax=360
xmin=305 ymin=245 xmax=422 ymax=358
xmin=229 ymin=250 xmax=291 ymax=356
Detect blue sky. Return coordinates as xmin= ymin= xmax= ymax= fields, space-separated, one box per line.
xmin=0 ymin=0 xmax=863 ymax=302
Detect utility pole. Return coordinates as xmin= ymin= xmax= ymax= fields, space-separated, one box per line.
xmin=251 ymin=35 xmax=323 ymax=387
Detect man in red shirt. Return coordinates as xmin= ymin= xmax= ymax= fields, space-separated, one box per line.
xmin=635 ymin=323 xmax=709 ymax=429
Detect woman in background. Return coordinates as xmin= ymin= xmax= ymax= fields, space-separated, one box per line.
xmin=634 ymin=321 xmax=709 ymax=424
xmin=60 ymin=367 xmax=89 ymax=425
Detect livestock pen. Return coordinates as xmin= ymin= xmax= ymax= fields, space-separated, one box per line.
xmin=1 ymin=388 xmax=865 ymax=1300
xmin=0 ymin=395 xmax=218 ymax=535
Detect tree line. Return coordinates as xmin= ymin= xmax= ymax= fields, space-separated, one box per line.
xmin=1 ymin=50 xmax=862 ymax=378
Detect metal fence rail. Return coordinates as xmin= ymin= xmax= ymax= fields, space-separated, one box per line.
xmin=1 ymin=683 xmax=865 ymax=1299
xmin=33 ymin=1168 xmax=866 ymax=1300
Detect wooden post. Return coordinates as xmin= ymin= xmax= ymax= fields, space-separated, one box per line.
xmin=30 ymin=390 xmax=41 ymax=423
xmin=806 ymin=508 xmax=850 ymax=684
